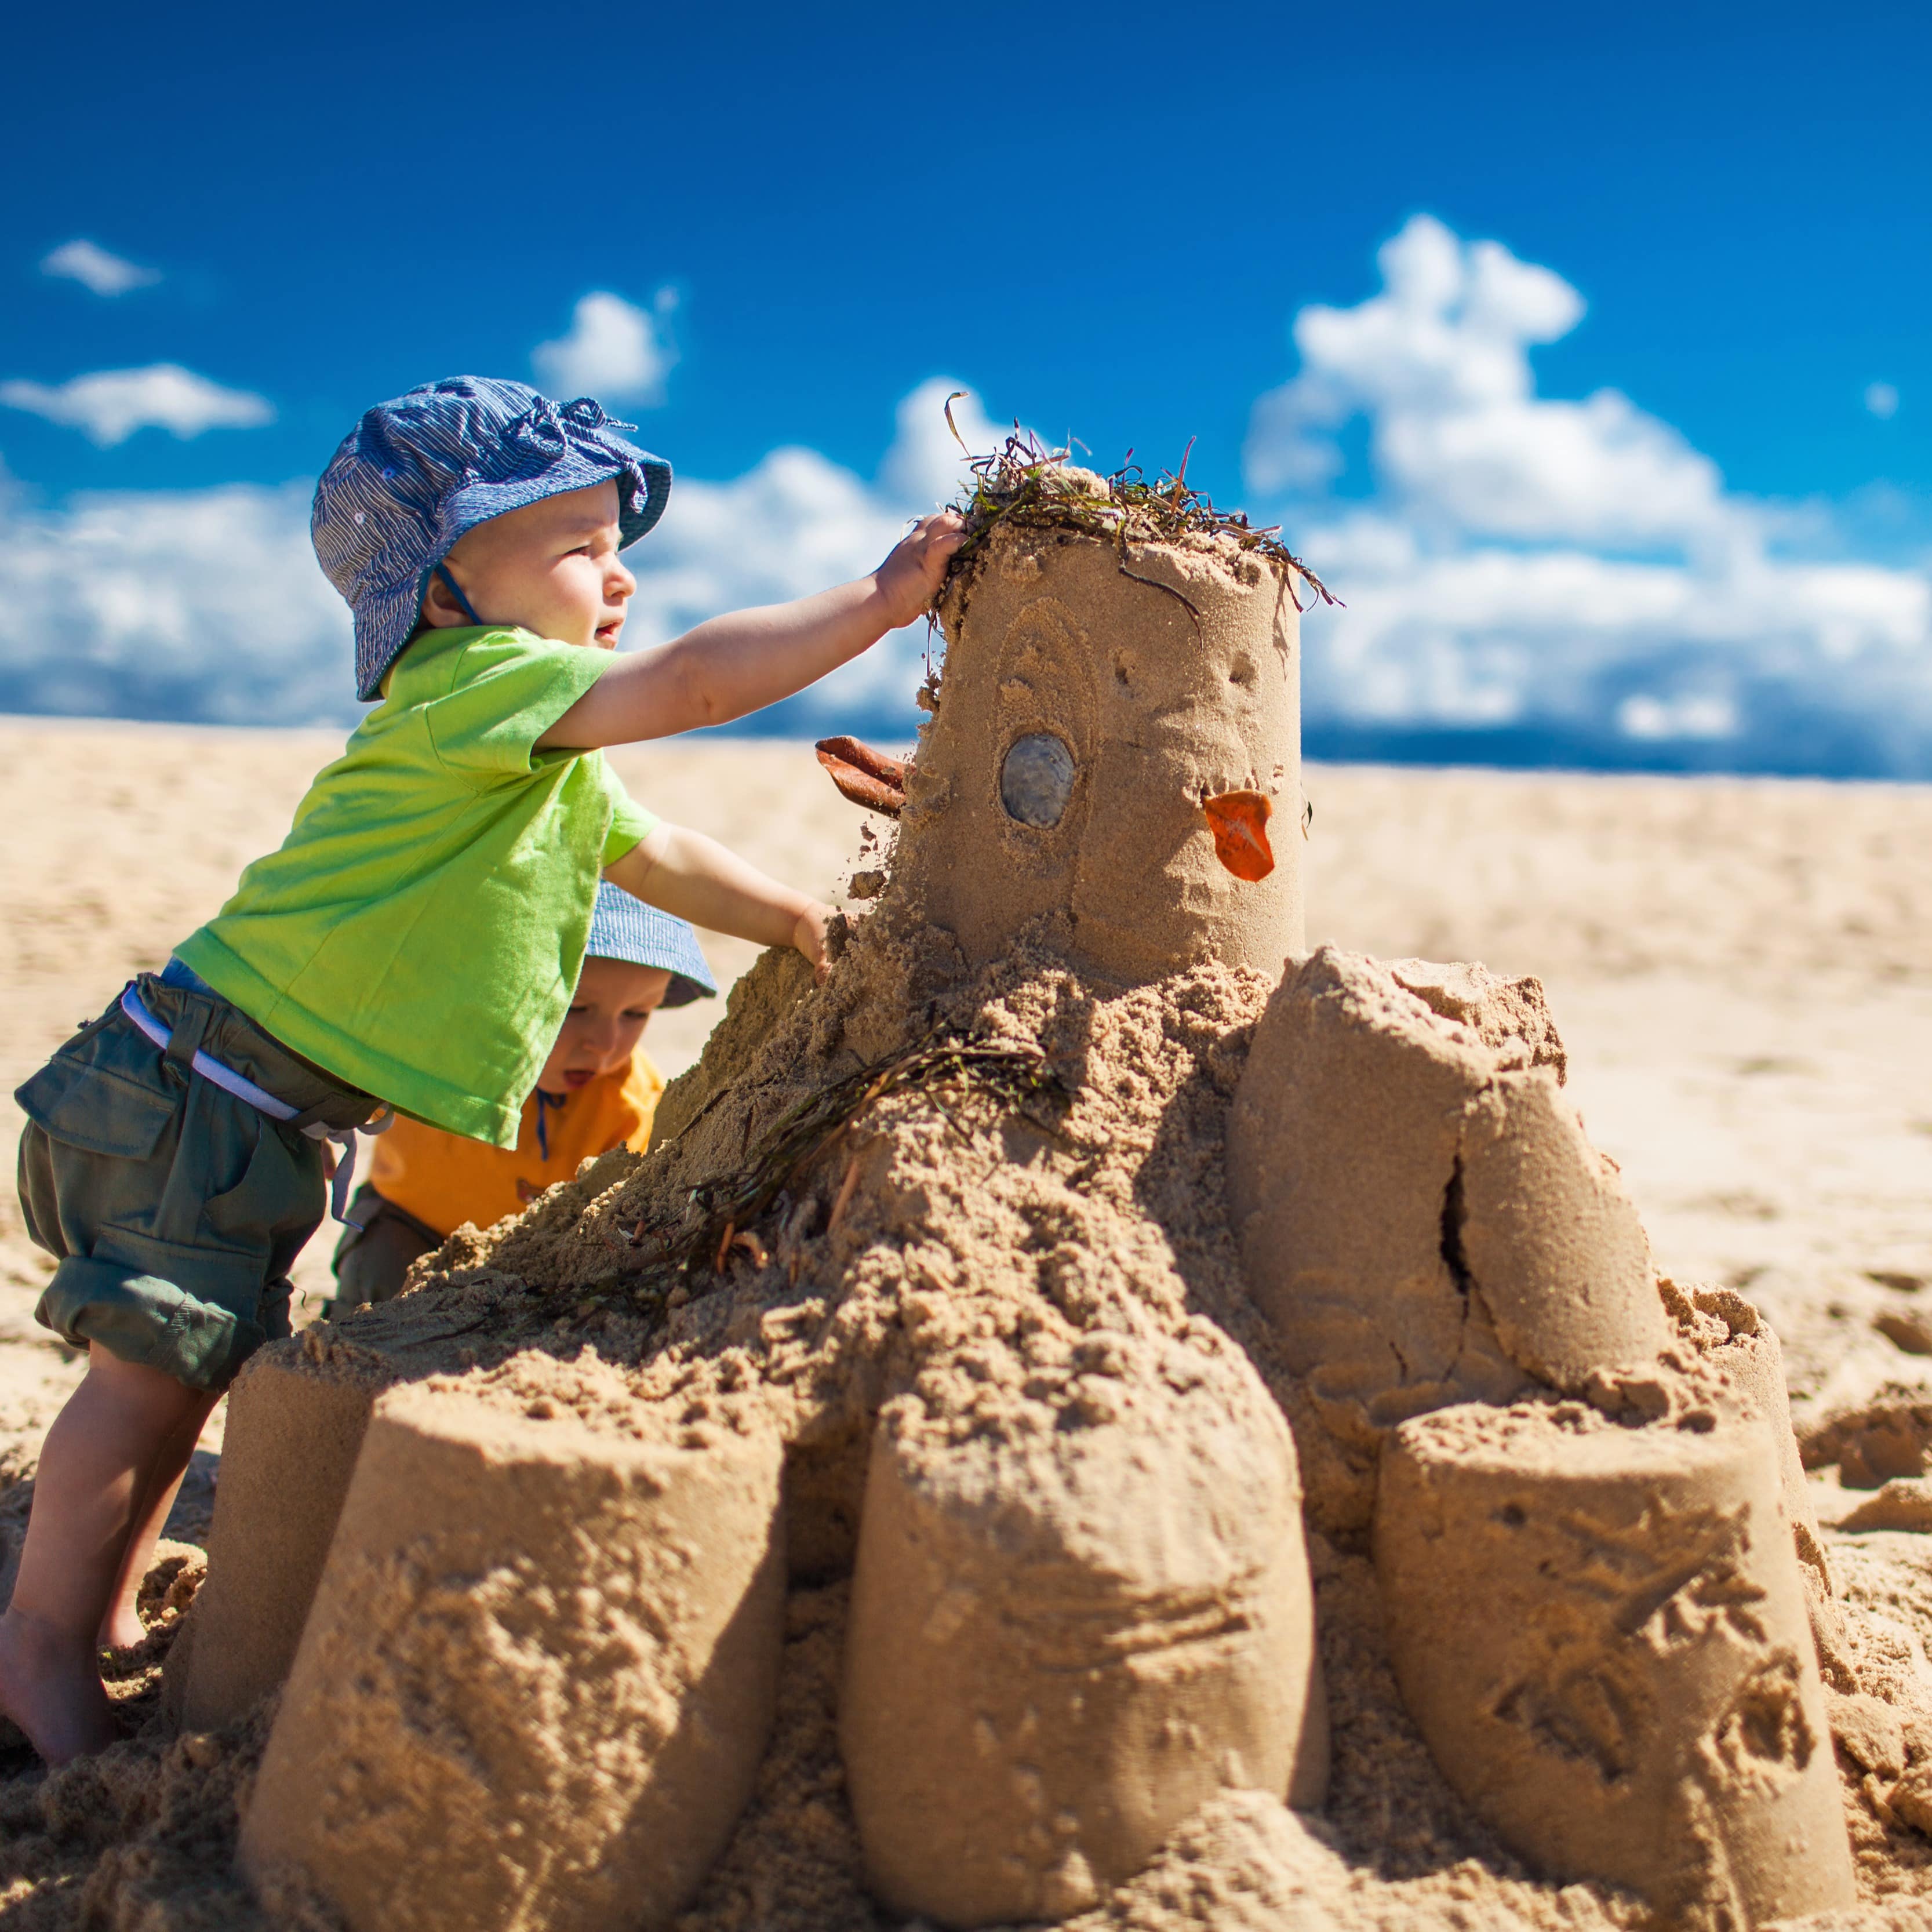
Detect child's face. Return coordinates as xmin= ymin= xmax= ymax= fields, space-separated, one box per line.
xmin=536 ymin=956 xmax=674 ymax=1095
xmin=424 ymin=481 xmax=636 ymax=650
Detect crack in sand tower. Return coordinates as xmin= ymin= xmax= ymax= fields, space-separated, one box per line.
xmin=182 ymin=459 xmax=1857 ymax=1931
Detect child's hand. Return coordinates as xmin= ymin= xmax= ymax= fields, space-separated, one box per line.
xmin=874 ymin=511 xmax=967 ymax=630
xmin=545 ymin=510 xmax=969 ymax=751
xmin=792 ymin=901 xmax=833 ymax=981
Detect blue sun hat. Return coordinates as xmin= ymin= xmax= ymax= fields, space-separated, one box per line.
xmin=312 ymin=376 xmax=673 ymax=701
xmin=585 ymin=882 xmax=716 ymax=1008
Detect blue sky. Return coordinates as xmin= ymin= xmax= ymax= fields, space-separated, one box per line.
xmin=3 ymin=0 xmax=1930 ymax=772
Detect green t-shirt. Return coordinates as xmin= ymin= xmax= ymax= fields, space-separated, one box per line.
xmin=177 ymin=626 xmax=657 ymax=1147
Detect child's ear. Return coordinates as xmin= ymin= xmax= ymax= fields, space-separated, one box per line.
xmin=420 ymin=571 xmax=468 ymax=630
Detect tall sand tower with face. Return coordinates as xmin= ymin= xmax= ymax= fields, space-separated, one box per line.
xmin=895 ymin=468 xmax=1307 ymax=988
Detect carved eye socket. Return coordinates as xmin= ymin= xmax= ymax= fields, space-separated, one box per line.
xmin=1000 ymin=733 xmax=1075 ymax=828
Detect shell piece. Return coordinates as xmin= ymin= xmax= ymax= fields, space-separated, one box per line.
xmin=999 ymin=732 xmax=1075 ymax=827
xmin=1203 ymin=789 xmax=1274 ymax=881
xmin=816 ymin=737 xmax=912 ymax=816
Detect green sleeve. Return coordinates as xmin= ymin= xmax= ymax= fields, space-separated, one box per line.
xmin=424 ymin=630 xmax=614 ymax=781
xmin=603 ymin=784 xmax=659 ymax=865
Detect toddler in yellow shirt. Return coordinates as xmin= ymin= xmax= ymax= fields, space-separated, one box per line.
xmin=330 ymin=882 xmax=715 ymax=1309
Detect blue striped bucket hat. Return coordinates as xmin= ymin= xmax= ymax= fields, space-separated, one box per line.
xmin=312 ymin=376 xmax=672 ymax=700
xmin=586 ymin=883 xmax=717 ymax=1008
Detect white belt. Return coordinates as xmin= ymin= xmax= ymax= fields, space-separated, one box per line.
xmin=119 ymin=983 xmax=388 ymax=1221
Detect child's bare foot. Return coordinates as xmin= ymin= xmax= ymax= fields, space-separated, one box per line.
xmin=0 ymin=1608 xmax=119 ymax=1766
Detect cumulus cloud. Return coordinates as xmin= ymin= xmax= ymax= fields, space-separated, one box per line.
xmin=0 ymin=474 xmax=352 ymax=725
xmin=623 ymin=377 xmax=997 ymax=730
xmin=533 ymin=290 xmax=678 ymax=406
xmin=1 ymin=365 xmax=274 ymax=446
xmin=40 ymin=239 xmax=159 ymax=297
xmin=1248 ymin=216 xmax=1730 ymax=551
xmin=1247 ymin=215 xmax=1932 ymax=775
xmin=8 ymin=237 xmax=1929 ymax=780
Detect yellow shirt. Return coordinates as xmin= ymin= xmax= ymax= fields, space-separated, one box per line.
xmin=367 ymin=1047 xmax=665 ymax=1238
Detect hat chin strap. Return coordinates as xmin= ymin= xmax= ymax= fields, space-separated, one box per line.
xmin=434 ymin=562 xmax=484 ymax=626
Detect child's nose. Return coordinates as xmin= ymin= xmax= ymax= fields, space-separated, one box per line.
xmin=607 ymin=558 xmax=636 ymax=602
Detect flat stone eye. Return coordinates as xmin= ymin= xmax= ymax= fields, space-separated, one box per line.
xmin=1000 ymin=733 xmax=1075 ymax=828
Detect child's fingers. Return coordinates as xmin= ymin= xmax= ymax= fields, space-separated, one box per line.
xmin=905 ymin=514 xmax=967 ymax=580
xmin=792 ymin=901 xmax=832 ymax=977
xmin=908 ymin=509 xmax=966 ymax=547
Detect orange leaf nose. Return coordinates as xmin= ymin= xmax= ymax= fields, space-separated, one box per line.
xmin=1203 ymin=789 xmax=1275 ymax=881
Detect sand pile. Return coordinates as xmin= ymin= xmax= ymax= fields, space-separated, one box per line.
xmin=10 ymin=456 xmax=1932 ymax=1930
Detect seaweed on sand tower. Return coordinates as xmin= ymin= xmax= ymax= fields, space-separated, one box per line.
xmin=934 ymin=396 xmax=1342 ymax=640
xmin=590 ymin=1031 xmax=1068 ymax=1318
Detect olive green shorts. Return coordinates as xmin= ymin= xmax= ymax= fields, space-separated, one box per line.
xmin=14 ymin=974 xmax=374 ymax=1391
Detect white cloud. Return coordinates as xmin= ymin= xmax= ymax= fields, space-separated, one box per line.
xmin=6 ymin=267 xmax=1929 ymax=780
xmin=1248 ymin=215 xmax=1731 ymax=551
xmin=623 ymin=380 xmax=996 ymax=727
xmin=533 ymin=290 xmax=678 ymax=405
xmin=40 ymin=239 xmax=159 ymax=297
xmin=0 ymin=365 xmax=273 ymax=446
xmin=1867 ymin=381 xmax=1901 ymax=421
xmin=1247 ymin=216 xmax=1932 ymax=773
xmin=0 ymin=474 xmax=351 ymax=725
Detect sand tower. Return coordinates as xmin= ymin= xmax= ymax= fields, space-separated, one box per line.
xmin=176 ymin=446 xmax=1856 ymax=1932
xmin=896 ymin=465 xmax=1305 ymax=985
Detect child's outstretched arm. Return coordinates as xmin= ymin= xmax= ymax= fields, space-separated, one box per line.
xmin=541 ymin=511 xmax=966 ymax=751
xmin=605 ymin=824 xmax=832 ymax=971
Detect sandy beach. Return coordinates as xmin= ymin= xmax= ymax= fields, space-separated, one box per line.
xmin=6 ymin=720 xmax=1929 ymax=1460
xmin=4 ymin=716 xmax=1932 ymax=1926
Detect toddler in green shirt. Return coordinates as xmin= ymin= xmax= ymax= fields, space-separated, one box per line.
xmin=2 ymin=376 xmax=963 ymax=1765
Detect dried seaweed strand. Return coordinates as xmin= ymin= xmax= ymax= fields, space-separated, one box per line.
xmin=938 ymin=424 xmax=1342 ymax=631
xmin=617 ymin=1032 xmax=1066 ymax=1305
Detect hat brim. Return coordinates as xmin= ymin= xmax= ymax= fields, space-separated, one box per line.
xmin=661 ymin=972 xmax=712 ymax=1008
xmin=584 ymin=884 xmax=719 ymax=1002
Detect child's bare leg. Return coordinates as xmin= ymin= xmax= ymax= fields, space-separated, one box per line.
xmin=0 ymin=1345 xmax=213 ymax=1765
xmin=97 ymin=1389 xmax=220 ymax=1650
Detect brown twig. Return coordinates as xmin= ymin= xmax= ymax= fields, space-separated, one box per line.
xmin=827 ymin=1150 xmax=863 ymax=1232
xmin=617 ymin=1031 xmax=1066 ymax=1307
xmin=943 ymin=391 xmax=972 ymax=458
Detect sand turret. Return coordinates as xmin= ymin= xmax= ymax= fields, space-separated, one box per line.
xmin=896 ymin=465 xmax=1307 ymax=986
xmin=1377 ymin=1393 xmax=1850 ymax=1927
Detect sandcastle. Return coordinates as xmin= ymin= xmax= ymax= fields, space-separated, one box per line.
xmin=163 ymin=452 xmax=1861 ymax=1930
